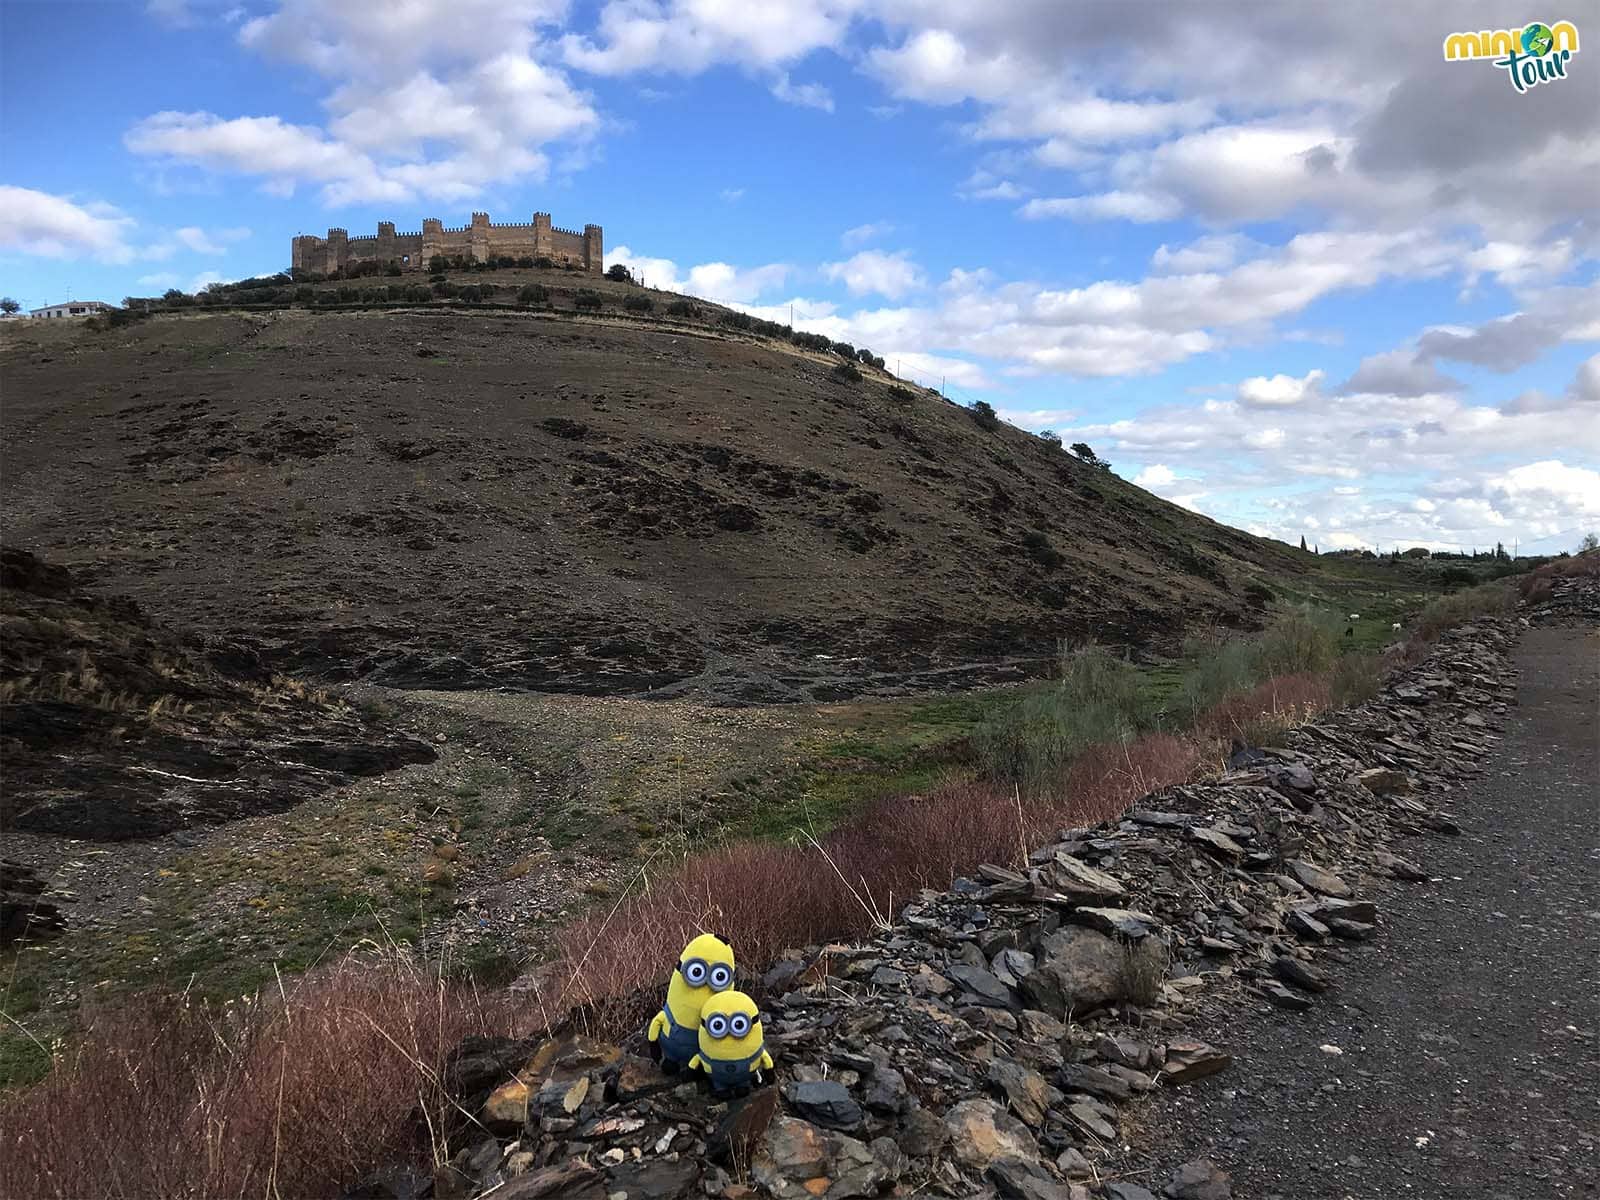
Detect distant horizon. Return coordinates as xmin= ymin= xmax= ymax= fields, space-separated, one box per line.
xmin=2 ymin=0 xmax=1595 ymax=553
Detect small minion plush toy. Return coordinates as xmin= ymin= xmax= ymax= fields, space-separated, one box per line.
xmin=647 ymin=933 xmax=735 ymax=1073
xmin=688 ymin=990 xmax=772 ymax=1097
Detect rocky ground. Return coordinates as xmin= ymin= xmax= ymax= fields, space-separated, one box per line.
xmin=348 ymin=595 xmax=1594 ymax=1200
xmin=0 ymin=546 xmax=436 ymax=844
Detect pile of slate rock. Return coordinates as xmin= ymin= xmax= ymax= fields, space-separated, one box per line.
xmin=401 ymin=617 xmax=1515 ymax=1200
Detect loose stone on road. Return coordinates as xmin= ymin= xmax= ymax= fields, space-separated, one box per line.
xmin=1141 ymin=624 xmax=1600 ymax=1199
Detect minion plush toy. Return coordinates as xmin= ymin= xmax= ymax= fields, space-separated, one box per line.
xmin=647 ymin=933 xmax=735 ymax=1073
xmin=688 ymin=990 xmax=773 ymax=1097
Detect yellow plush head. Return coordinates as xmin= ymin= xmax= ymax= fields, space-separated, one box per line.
xmin=664 ymin=932 xmax=735 ymax=1028
xmin=696 ymin=989 xmax=765 ymax=1061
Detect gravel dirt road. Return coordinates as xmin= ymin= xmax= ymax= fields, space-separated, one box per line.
xmin=1139 ymin=623 xmax=1599 ymax=1199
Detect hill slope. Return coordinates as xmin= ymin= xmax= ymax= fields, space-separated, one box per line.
xmin=1 ymin=303 xmax=1303 ymax=702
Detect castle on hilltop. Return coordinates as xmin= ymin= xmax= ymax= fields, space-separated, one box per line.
xmin=291 ymin=212 xmax=602 ymax=276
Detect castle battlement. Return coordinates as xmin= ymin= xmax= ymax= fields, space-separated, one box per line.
xmin=291 ymin=210 xmax=603 ymax=276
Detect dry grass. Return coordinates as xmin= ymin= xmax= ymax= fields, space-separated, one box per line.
xmin=1116 ymin=937 xmax=1169 ymax=1007
xmin=0 ymin=947 xmax=515 ymax=1200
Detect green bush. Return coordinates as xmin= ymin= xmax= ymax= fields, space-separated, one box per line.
xmin=574 ymin=290 xmax=603 ymax=310
xmin=975 ymin=644 xmax=1148 ymax=787
xmin=429 ymin=256 xmax=449 ymax=273
xmin=1170 ymin=608 xmax=1340 ymax=723
xmin=606 ymin=264 xmax=634 ymax=283
xmin=1021 ymin=529 xmax=1064 ymax=570
xmin=831 ymin=361 xmax=862 ymax=383
xmin=517 ymin=283 xmax=548 ymax=305
xmin=969 ymin=400 xmax=1000 ymax=431
xmin=623 ymin=294 xmax=653 ymax=312
xmin=667 ymin=299 xmax=698 ymax=318
xmin=1412 ymin=581 xmax=1513 ymax=641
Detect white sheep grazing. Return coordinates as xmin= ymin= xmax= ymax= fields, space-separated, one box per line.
xmin=1391 ymin=622 xmax=1402 ymax=631
xmin=1348 ymin=612 xmax=1360 ymax=621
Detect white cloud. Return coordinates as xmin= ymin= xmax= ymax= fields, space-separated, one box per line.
xmin=720 ymin=187 xmax=746 ymax=203
xmin=1237 ymin=369 xmax=1323 ymax=408
xmin=821 ymin=249 xmax=926 ymax=299
xmin=137 ymin=272 xmax=181 ymax=288
xmin=127 ymin=1 xmax=599 ymax=205
xmin=0 ymin=186 xmax=137 ymax=263
xmin=1021 ymin=191 xmax=1181 ymax=223
xmin=842 ymin=221 xmax=894 ymax=247
xmin=771 ymin=73 xmax=834 ymax=111
xmin=562 ymin=0 xmax=853 ymax=75
xmin=605 ymin=245 xmax=790 ymax=304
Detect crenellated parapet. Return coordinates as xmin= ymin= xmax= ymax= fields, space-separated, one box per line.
xmin=293 ymin=210 xmax=604 ymax=275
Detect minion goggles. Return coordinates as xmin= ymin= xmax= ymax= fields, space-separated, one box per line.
xmin=702 ymin=1012 xmax=758 ymax=1039
xmin=677 ymin=958 xmax=734 ymax=990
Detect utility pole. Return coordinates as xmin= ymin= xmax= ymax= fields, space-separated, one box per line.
xmin=789 ymin=302 xmax=793 ymax=327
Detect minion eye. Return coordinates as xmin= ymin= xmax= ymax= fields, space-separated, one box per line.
xmin=729 ymin=1015 xmax=750 ymax=1037
xmin=682 ymin=960 xmax=708 ymax=985
xmin=706 ymin=1015 xmax=729 ymax=1038
xmin=709 ymin=964 xmax=733 ymax=991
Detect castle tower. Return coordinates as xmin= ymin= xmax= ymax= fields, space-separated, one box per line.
xmin=326 ymin=227 xmax=349 ymax=273
xmin=468 ymin=211 xmax=491 ymax=264
xmin=421 ymin=218 xmax=443 ymax=268
xmin=533 ymin=212 xmax=552 ymax=259
xmin=584 ymin=224 xmax=603 ymax=276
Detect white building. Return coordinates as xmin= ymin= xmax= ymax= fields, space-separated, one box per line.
xmin=30 ymin=300 xmax=113 ymax=320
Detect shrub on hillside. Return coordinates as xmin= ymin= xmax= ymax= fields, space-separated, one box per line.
xmin=975 ymin=644 xmax=1148 ymax=789
xmin=574 ymin=290 xmax=603 ymax=310
xmin=605 ymin=264 xmax=634 ymax=284
xmin=833 ymin=342 xmax=857 ymax=361
xmin=831 ymin=361 xmax=862 ymax=383
xmin=1021 ymin=529 xmax=1064 ymax=570
xmin=1410 ymin=580 xmax=1513 ymax=643
xmin=623 ymin=294 xmax=653 ymax=312
xmin=428 ymin=255 xmax=449 ymax=273
xmin=969 ymin=400 xmax=1000 ymax=431
xmin=534 ymin=256 xmax=554 ymax=269
xmin=517 ymin=283 xmax=548 ymax=305
xmin=666 ymin=299 xmax=698 ymax=318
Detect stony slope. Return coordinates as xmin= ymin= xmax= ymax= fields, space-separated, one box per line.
xmin=0 ymin=547 xmax=436 ymax=841
xmin=413 ymin=615 xmax=1519 ymax=1200
xmin=1 ymin=307 xmax=1303 ymax=702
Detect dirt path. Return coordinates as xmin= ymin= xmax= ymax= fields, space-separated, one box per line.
xmin=1138 ymin=624 xmax=1600 ymax=1198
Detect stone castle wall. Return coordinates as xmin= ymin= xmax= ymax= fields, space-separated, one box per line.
xmin=291 ymin=212 xmax=602 ymax=276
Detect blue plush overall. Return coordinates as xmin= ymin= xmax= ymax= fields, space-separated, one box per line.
xmin=655 ymin=1004 xmax=700 ymax=1069
xmin=705 ymin=1044 xmax=768 ymax=1095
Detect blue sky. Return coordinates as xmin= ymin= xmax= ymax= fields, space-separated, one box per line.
xmin=3 ymin=1 xmax=1597 ymax=554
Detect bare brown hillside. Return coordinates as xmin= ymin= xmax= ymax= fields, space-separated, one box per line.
xmin=0 ymin=305 xmax=1303 ymax=702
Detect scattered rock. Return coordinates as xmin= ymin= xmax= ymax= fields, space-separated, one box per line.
xmin=1287 ymin=859 xmax=1353 ymax=898
xmin=1019 ymin=926 xmax=1125 ymax=1016
xmin=783 ymin=1080 xmax=864 ymax=1131
xmin=944 ymin=1098 xmax=1040 ymax=1169
xmin=1161 ymin=1042 xmax=1232 ymax=1085
xmin=1164 ymin=1158 xmax=1231 ymax=1199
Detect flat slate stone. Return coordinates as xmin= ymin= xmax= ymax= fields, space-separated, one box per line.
xmin=1288 ymin=858 xmax=1353 ymax=898
xmin=1068 ymin=906 xmax=1160 ymax=939
xmin=946 ymin=962 xmax=1017 ymax=1008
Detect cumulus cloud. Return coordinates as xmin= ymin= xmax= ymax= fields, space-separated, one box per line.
xmin=127 ymin=1 xmax=598 ymax=205
xmin=605 ymin=245 xmax=789 ymax=304
xmin=0 ymin=186 xmax=137 ymax=262
xmin=1237 ymin=370 xmax=1323 ymax=408
xmin=822 ymin=250 xmax=926 ymax=299
xmin=1339 ymin=349 xmax=1462 ymax=397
